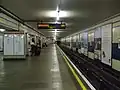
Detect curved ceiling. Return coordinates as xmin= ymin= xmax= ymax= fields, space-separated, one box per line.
xmin=1 ymin=0 xmax=120 ymax=38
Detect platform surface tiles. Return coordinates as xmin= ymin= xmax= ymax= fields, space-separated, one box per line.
xmin=0 ymin=44 xmax=77 ymax=90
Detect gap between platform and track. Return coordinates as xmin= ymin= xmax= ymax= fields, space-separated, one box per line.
xmin=56 ymin=45 xmax=96 ymax=90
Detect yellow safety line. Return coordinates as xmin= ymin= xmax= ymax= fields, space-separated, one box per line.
xmin=63 ymin=55 xmax=87 ymax=90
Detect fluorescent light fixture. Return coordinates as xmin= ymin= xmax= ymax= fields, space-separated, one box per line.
xmin=0 ymin=29 xmax=5 ymax=32
xmin=37 ymin=10 xmax=75 ymax=18
xmin=49 ymin=11 xmax=67 ymax=17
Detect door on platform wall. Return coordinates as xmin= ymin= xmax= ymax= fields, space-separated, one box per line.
xmin=101 ymin=24 xmax=112 ymax=66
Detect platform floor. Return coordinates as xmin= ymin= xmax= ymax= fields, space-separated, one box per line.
xmin=0 ymin=44 xmax=77 ymax=90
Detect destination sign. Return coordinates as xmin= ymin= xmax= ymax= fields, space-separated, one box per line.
xmin=37 ymin=23 xmax=66 ymax=29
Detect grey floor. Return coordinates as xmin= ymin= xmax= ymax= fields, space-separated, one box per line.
xmin=0 ymin=44 xmax=77 ymax=90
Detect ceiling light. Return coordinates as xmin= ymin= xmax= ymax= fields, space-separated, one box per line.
xmin=37 ymin=10 xmax=74 ymax=18
xmin=35 ymin=10 xmax=80 ymax=18
xmin=0 ymin=29 xmax=5 ymax=32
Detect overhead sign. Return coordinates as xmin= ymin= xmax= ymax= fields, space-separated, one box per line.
xmin=37 ymin=23 xmax=66 ymax=29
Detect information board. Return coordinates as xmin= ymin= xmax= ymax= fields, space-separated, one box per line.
xmin=14 ymin=34 xmax=24 ymax=55
xmin=4 ymin=34 xmax=14 ymax=55
xmin=37 ymin=23 xmax=66 ymax=29
xmin=4 ymin=33 xmax=25 ymax=56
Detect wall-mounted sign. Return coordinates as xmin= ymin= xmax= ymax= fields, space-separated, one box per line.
xmin=37 ymin=23 xmax=66 ymax=29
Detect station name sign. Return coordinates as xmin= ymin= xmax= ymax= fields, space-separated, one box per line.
xmin=37 ymin=23 xmax=66 ymax=29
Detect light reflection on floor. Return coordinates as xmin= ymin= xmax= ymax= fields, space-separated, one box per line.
xmin=0 ymin=44 xmax=77 ymax=90
xmin=51 ymin=45 xmax=63 ymax=90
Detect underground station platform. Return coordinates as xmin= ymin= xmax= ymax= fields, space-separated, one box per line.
xmin=0 ymin=44 xmax=95 ymax=90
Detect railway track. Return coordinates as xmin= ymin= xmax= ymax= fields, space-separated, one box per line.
xmin=59 ymin=45 xmax=120 ymax=90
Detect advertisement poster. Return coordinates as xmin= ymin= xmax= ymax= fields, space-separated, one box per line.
xmin=94 ymin=28 xmax=101 ymax=60
xmin=101 ymin=24 xmax=112 ymax=66
xmin=83 ymin=32 xmax=88 ymax=49
xmin=88 ymin=32 xmax=94 ymax=52
xmin=82 ymin=32 xmax=88 ymax=56
xmin=88 ymin=31 xmax=94 ymax=59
